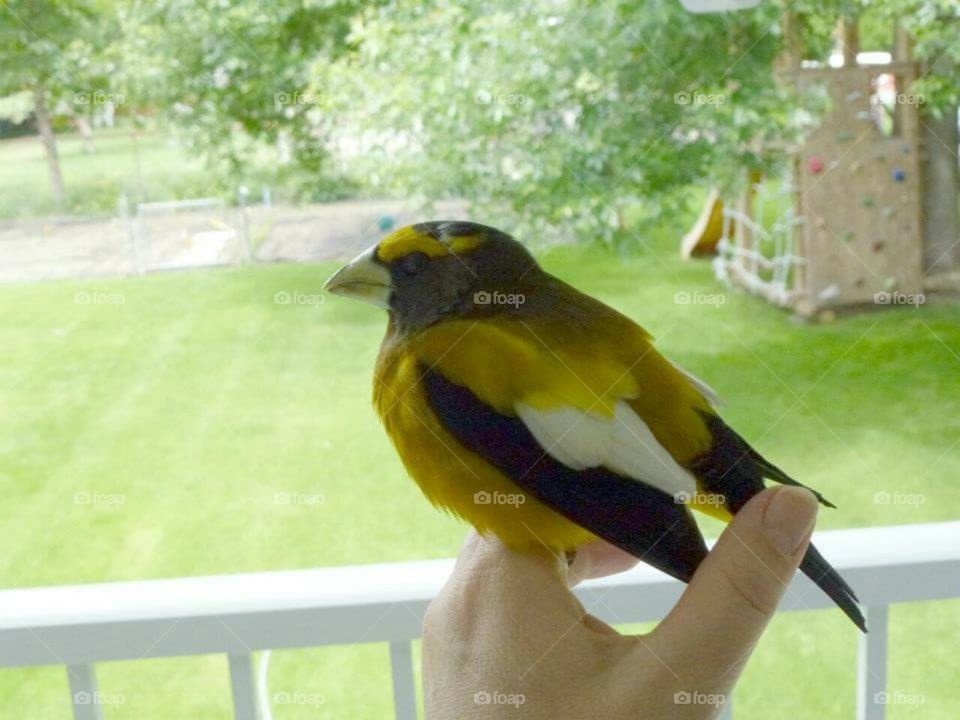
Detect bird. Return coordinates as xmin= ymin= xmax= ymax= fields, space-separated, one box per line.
xmin=324 ymin=220 xmax=866 ymax=632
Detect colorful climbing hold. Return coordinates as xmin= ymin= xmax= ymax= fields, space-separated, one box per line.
xmin=863 ymin=196 xmax=875 ymax=208
xmin=893 ymin=168 xmax=906 ymax=182
xmin=807 ymin=156 xmax=825 ymax=174
xmin=377 ymin=214 xmax=396 ymax=231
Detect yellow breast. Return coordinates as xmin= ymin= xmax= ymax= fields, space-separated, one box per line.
xmin=373 ymin=334 xmax=596 ymax=551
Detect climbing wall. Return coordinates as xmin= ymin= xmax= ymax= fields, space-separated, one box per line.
xmin=792 ymin=62 xmax=923 ymax=316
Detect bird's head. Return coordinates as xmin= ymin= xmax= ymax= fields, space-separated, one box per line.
xmin=324 ymin=221 xmax=542 ymax=333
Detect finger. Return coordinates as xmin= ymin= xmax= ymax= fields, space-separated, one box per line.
xmin=567 ymin=539 xmax=640 ymax=587
xmin=650 ymin=486 xmax=818 ymax=685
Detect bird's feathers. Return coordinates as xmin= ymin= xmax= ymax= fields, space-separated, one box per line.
xmin=516 ymin=401 xmax=698 ymax=499
xmin=373 ymin=307 xmax=717 ymax=552
xmin=691 ymin=412 xmax=837 ymax=510
xmin=376 ymin=224 xmax=484 ymax=262
xmin=405 ymin=296 xmax=718 ymax=463
xmin=363 ymin=224 xmax=862 ymax=630
xmin=691 ymin=412 xmax=865 ymax=630
xmin=422 ymin=366 xmax=709 ymax=582
xmin=373 ymin=341 xmax=598 ymax=550
xmin=406 ymin=317 xmax=642 ymax=417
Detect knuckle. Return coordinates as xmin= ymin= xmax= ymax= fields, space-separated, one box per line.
xmin=717 ymin=563 xmax=779 ymax=621
xmin=422 ymin=595 xmax=447 ymax=635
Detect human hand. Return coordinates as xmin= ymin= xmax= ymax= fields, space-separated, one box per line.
xmin=421 ymin=486 xmax=819 ymax=719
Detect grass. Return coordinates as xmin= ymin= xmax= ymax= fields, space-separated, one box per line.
xmin=0 ymin=128 xmax=351 ymax=220
xmin=0 ymin=130 xmax=224 ymax=219
xmin=1 ymin=236 xmax=959 ymax=717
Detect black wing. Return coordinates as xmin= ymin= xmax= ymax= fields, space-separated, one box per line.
xmin=691 ymin=413 xmax=866 ymax=632
xmin=422 ymin=366 xmax=708 ymax=583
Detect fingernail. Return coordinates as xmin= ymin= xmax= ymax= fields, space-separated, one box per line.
xmin=762 ymin=487 xmax=819 ymax=557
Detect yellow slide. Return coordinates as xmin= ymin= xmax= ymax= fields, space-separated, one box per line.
xmin=681 ymin=187 xmax=726 ymax=258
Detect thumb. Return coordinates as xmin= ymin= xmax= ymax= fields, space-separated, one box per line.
xmin=651 ymin=486 xmax=818 ymax=687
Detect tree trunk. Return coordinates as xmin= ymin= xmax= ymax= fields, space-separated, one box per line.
xmin=74 ymin=115 xmax=95 ymax=154
xmin=921 ymin=104 xmax=960 ymax=274
xmin=33 ymin=82 xmax=67 ymax=210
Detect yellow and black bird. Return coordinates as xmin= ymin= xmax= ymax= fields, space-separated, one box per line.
xmin=324 ymin=221 xmax=865 ymax=632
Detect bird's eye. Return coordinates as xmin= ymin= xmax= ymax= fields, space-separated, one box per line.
xmin=401 ymin=252 xmax=429 ymax=276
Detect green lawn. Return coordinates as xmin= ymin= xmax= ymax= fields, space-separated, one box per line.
xmin=0 ymin=130 xmax=225 ymax=219
xmin=1 ymin=240 xmax=958 ymax=718
xmin=0 ymin=129 xmax=345 ymax=220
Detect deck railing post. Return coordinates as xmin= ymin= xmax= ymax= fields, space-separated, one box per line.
xmin=389 ymin=641 xmax=418 ymax=720
xmin=0 ymin=524 xmax=954 ymax=719
xmin=228 ymin=653 xmax=259 ymax=720
xmin=67 ymin=664 xmax=104 ymax=720
xmin=856 ymin=605 xmax=889 ymax=720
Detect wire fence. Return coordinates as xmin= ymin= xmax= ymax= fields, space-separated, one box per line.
xmin=0 ymin=197 xmax=467 ymax=284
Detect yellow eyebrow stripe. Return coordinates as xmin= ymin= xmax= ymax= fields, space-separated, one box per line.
xmin=376 ymin=226 xmax=484 ymax=262
xmin=448 ymin=235 xmax=484 ymax=254
xmin=377 ymin=228 xmax=447 ymax=261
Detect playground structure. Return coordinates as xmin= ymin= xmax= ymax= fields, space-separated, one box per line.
xmin=709 ymin=170 xmax=804 ymax=309
xmin=688 ymin=17 xmax=935 ymax=317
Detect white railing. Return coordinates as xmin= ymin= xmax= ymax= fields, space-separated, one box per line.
xmin=1 ymin=521 xmax=958 ymax=720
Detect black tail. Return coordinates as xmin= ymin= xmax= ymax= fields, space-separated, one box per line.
xmin=747 ymin=450 xmax=837 ymax=508
xmin=691 ymin=413 xmax=865 ymax=632
xmin=801 ymin=543 xmax=867 ymax=632
xmin=715 ymin=417 xmax=837 ymax=508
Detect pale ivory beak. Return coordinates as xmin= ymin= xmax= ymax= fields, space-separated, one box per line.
xmin=323 ymin=246 xmax=392 ymax=309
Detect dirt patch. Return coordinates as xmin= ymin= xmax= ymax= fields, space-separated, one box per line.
xmin=0 ymin=199 xmax=468 ymax=284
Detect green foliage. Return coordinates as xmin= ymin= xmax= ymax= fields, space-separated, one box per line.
xmin=0 ymin=0 xmax=117 ymax=114
xmin=2 ymin=0 xmax=954 ymax=222
xmin=0 ymin=0 xmax=94 ymax=92
xmin=791 ymin=0 xmax=960 ymax=113
xmin=877 ymin=0 xmax=960 ymax=113
xmin=0 ymin=91 xmax=32 ymax=123
xmin=119 ymin=0 xmax=370 ymax=198
xmin=315 ymin=0 xmax=819 ymax=244
xmin=0 ymin=130 xmax=208 ymax=217
xmin=0 ymin=127 xmax=356 ymax=218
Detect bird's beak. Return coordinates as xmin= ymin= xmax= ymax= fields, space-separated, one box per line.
xmin=323 ymin=246 xmax=393 ymax=309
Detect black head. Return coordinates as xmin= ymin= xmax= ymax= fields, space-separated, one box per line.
xmin=324 ymin=221 xmax=543 ymax=334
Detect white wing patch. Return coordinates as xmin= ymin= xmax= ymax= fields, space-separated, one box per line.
xmin=515 ymin=401 xmax=697 ymax=498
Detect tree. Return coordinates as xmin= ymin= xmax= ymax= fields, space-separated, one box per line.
xmin=894 ymin=2 xmax=960 ymax=274
xmin=121 ymin=0 xmax=371 ymax=200
xmin=316 ymin=0 xmax=818 ymax=244
xmin=0 ymin=0 xmax=102 ymax=210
